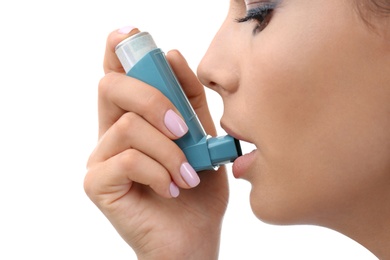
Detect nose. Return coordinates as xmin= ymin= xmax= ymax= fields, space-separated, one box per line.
xmin=197 ymin=20 xmax=240 ymax=95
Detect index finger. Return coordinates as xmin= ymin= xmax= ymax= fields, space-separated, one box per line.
xmin=103 ymin=26 xmax=140 ymax=74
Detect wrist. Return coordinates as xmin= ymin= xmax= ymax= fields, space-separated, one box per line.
xmin=137 ymin=224 xmax=222 ymax=260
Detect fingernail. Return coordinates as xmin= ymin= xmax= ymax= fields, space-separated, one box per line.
xmin=118 ymin=25 xmax=137 ymax=34
xmin=164 ymin=109 xmax=188 ymax=137
xmin=170 ymin=182 xmax=180 ymax=198
xmin=180 ymin=162 xmax=200 ymax=188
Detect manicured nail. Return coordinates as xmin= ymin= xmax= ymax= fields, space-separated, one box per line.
xmin=170 ymin=182 xmax=180 ymax=198
xmin=164 ymin=109 xmax=188 ymax=137
xmin=118 ymin=25 xmax=136 ymax=34
xmin=180 ymin=162 xmax=200 ymax=188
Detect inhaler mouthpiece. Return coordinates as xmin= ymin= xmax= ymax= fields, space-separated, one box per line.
xmin=116 ymin=32 xmax=241 ymax=171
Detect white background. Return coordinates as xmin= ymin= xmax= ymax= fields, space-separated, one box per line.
xmin=0 ymin=0 xmax=377 ymax=259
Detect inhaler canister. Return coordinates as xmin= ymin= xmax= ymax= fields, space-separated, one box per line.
xmin=115 ymin=32 xmax=242 ymax=171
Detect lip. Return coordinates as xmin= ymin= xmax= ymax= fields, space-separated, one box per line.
xmin=232 ymin=149 xmax=257 ymax=178
xmin=221 ymin=122 xmax=257 ymax=178
xmin=221 ymin=122 xmax=249 ymax=143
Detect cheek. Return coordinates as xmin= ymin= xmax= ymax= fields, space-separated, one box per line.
xmin=241 ymin=5 xmax=372 ymax=164
xmin=242 ymin=47 xmax=328 ymax=157
xmin=239 ymin=15 xmax=390 ymax=224
xmin=238 ymin=66 xmax=337 ymax=224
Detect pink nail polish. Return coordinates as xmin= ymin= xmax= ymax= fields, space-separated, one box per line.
xmin=170 ymin=182 xmax=180 ymax=198
xmin=118 ymin=25 xmax=136 ymax=34
xmin=164 ymin=109 xmax=188 ymax=137
xmin=180 ymin=162 xmax=200 ymax=188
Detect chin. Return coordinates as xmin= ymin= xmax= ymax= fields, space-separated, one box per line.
xmin=248 ymin=185 xmax=309 ymax=226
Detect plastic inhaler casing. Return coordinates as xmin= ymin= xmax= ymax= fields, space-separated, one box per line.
xmin=115 ymin=32 xmax=241 ymax=171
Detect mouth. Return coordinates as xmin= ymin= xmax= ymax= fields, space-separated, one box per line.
xmin=221 ymin=122 xmax=257 ymax=156
xmin=220 ymin=122 xmax=257 ymax=154
xmin=239 ymin=140 xmax=258 ymax=155
xmin=221 ymin=123 xmax=258 ymax=178
xmin=221 ymin=122 xmax=259 ymax=179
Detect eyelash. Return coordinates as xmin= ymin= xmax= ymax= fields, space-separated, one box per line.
xmin=236 ymin=4 xmax=276 ymax=34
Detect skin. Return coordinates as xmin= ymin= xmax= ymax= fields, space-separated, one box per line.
xmin=85 ymin=0 xmax=390 ymax=259
xmin=198 ymin=0 xmax=390 ymax=257
xmin=85 ymin=28 xmax=228 ymax=259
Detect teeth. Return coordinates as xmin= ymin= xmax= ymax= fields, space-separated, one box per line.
xmin=240 ymin=141 xmax=257 ymax=155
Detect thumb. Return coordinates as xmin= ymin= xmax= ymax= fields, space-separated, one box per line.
xmin=103 ymin=26 xmax=140 ymax=74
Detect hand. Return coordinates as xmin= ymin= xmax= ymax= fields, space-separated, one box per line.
xmin=84 ymin=27 xmax=228 ymax=259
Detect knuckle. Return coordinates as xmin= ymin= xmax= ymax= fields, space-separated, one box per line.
xmin=98 ymin=72 xmax=119 ymax=98
xmin=84 ymin=153 xmax=100 ymax=198
xmin=83 ymin=168 xmax=97 ymax=199
xmin=98 ymin=75 xmax=110 ymax=96
xmin=117 ymin=149 xmax=141 ymax=172
xmin=86 ymin=155 xmax=94 ymax=170
xmin=143 ymin=88 xmax=161 ymax=108
xmin=115 ymin=112 xmax=140 ymax=137
xmin=106 ymin=30 xmax=120 ymax=52
xmin=118 ymin=150 xmax=171 ymax=193
xmin=140 ymin=88 xmax=169 ymax=118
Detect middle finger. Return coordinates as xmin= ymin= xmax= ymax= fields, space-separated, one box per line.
xmin=89 ymin=112 xmax=198 ymax=189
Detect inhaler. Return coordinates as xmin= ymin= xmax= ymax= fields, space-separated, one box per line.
xmin=115 ymin=31 xmax=241 ymax=171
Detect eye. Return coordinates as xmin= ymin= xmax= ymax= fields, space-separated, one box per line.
xmin=236 ymin=3 xmax=276 ymax=34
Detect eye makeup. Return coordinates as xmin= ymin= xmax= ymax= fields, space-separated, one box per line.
xmin=244 ymin=0 xmax=281 ymax=8
xmin=237 ymin=1 xmax=280 ymax=34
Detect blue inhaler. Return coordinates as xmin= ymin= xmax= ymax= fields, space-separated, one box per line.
xmin=115 ymin=32 xmax=241 ymax=171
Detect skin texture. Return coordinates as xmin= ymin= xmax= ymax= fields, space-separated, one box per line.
xmin=85 ymin=28 xmax=228 ymax=259
xmin=198 ymin=0 xmax=390 ymax=258
xmin=85 ymin=0 xmax=390 ymax=259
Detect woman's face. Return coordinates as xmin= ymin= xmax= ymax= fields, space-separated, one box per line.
xmin=198 ymin=0 xmax=390 ymax=225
